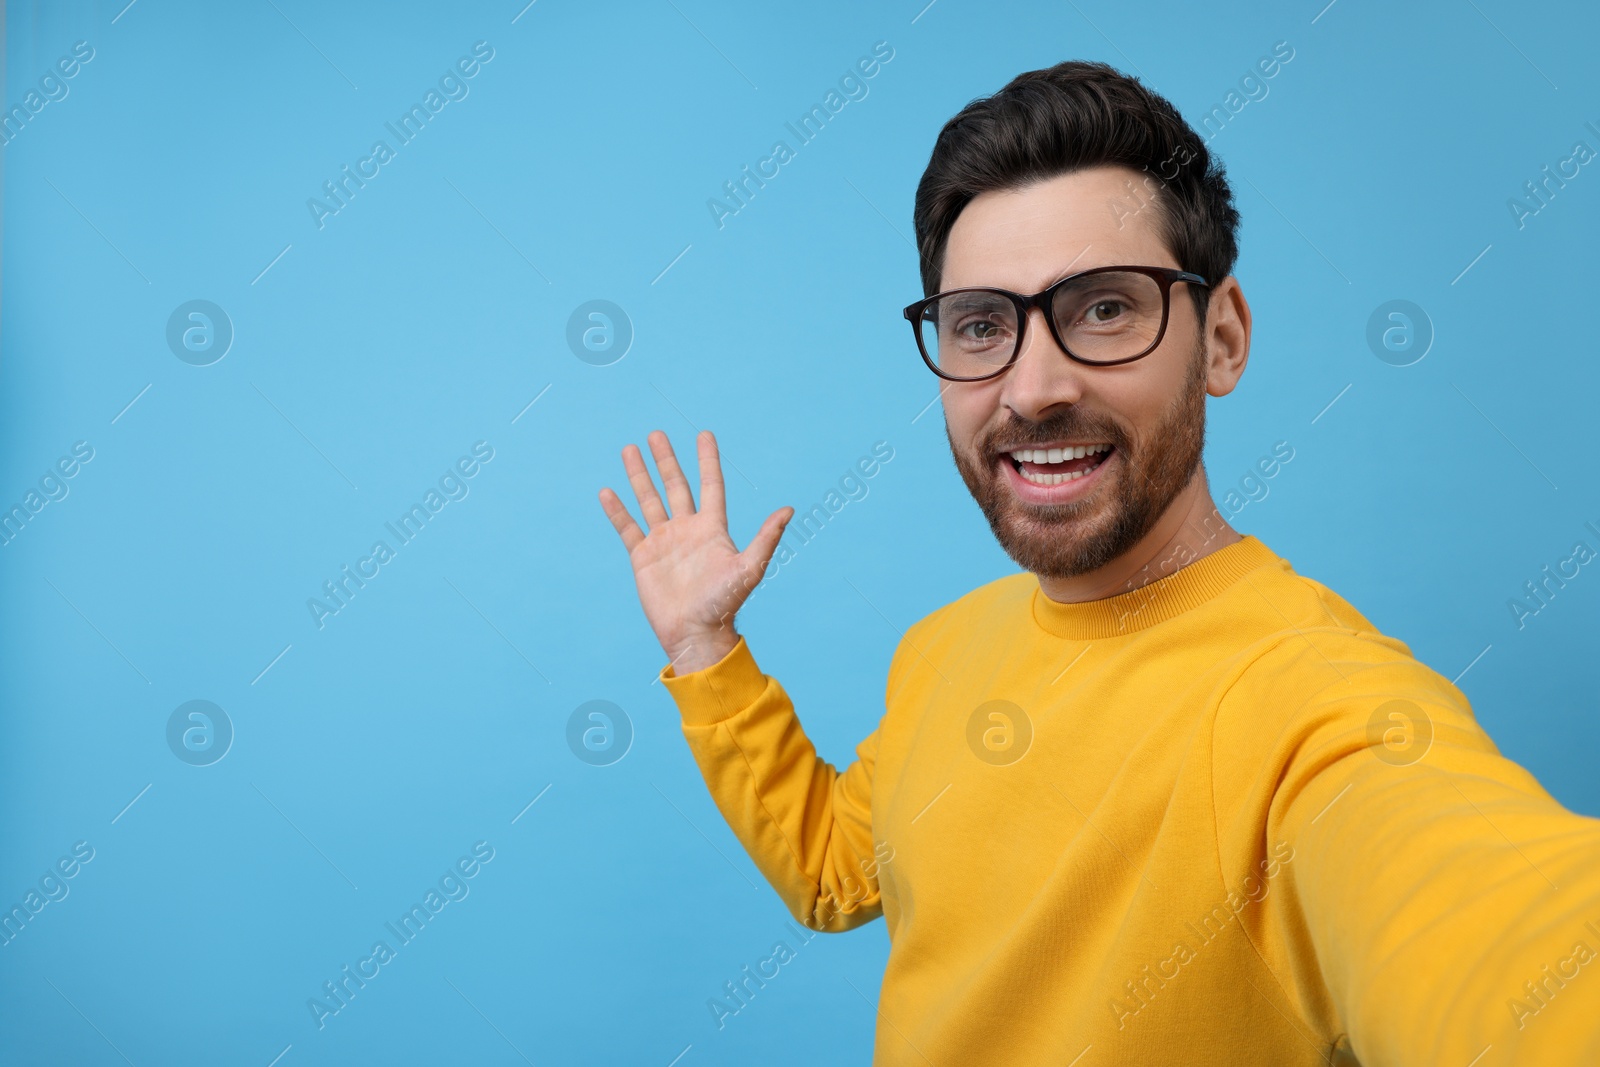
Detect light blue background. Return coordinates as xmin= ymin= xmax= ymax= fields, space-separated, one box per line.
xmin=3 ymin=1 xmax=1598 ymax=1063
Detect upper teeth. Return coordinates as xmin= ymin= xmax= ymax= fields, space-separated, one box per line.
xmin=1008 ymin=444 xmax=1111 ymax=463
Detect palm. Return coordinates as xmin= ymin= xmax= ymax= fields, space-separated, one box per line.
xmin=629 ymin=509 xmax=743 ymax=633
xmin=599 ymin=430 xmax=791 ymax=671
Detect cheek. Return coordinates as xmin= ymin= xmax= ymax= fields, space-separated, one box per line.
xmin=943 ymin=388 xmax=1000 ymax=448
xmin=1130 ymin=346 xmax=1206 ymax=428
xmin=1091 ymin=383 xmax=1160 ymax=448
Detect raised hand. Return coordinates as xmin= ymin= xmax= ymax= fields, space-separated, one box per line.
xmin=598 ymin=429 xmax=793 ymax=676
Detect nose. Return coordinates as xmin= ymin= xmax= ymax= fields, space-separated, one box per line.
xmin=999 ymin=305 xmax=1087 ymax=423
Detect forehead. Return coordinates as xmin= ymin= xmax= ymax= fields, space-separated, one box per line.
xmin=940 ymin=165 xmax=1174 ymax=292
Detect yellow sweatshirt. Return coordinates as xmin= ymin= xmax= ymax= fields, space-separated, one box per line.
xmin=660 ymin=534 xmax=1600 ymax=1065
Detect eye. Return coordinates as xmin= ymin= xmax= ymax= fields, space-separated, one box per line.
xmin=1085 ymin=299 xmax=1128 ymax=324
xmin=954 ymin=316 xmax=1010 ymax=343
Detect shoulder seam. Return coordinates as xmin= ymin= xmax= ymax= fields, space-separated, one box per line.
xmin=1200 ymin=626 xmax=1418 ymax=1042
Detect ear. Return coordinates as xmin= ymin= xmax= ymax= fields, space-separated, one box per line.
xmin=1201 ymin=276 xmax=1251 ymax=398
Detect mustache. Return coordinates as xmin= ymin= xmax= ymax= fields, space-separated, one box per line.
xmin=982 ymin=413 xmax=1126 ymax=456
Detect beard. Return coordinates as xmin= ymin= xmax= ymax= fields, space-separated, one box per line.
xmin=945 ymin=338 xmax=1209 ymax=583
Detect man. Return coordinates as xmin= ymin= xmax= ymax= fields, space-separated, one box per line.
xmin=598 ymin=61 xmax=1600 ymax=1065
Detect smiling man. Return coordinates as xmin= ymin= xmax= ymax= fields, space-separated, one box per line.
xmin=599 ymin=62 xmax=1600 ymax=1065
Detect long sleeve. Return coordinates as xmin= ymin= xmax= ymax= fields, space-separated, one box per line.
xmin=660 ymin=635 xmax=884 ymax=933
xmin=1223 ymin=635 xmax=1600 ymax=1065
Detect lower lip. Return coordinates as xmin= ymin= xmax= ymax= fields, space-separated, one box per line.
xmin=999 ymin=448 xmax=1115 ymax=504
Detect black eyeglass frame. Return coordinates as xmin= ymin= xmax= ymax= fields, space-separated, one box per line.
xmin=901 ymin=264 xmax=1210 ymax=382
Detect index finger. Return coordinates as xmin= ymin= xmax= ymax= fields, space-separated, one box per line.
xmin=698 ymin=430 xmax=726 ymax=520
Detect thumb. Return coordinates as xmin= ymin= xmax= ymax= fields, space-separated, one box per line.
xmin=739 ymin=506 xmax=794 ymax=580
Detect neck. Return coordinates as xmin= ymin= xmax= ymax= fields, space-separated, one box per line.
xmin=1035 ymin=468 xmax=1241 ymax=604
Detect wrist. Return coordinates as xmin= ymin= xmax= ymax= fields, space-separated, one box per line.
xmin=665 ymin=626 xmax=740 ymax=676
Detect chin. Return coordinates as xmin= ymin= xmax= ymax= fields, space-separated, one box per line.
xmin=989 ymin=493 xmax=1126 ymax=580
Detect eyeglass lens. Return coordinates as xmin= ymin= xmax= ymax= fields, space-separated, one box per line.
xmin=917 ymin=270 xmax=1167 ymax=378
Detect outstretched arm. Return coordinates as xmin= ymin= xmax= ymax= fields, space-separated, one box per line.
xmin=600 ymin=430 xmax=887 ymax=932
xmin=1228 ymin=648 xmax=1600 ymax=1066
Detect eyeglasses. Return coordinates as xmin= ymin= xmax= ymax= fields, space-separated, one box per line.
xmin=902 ymin=265 xmax=1209 ymax=382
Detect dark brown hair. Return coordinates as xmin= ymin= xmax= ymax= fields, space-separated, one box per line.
xmin=912 ymin=60 xmax=1239 ymax=325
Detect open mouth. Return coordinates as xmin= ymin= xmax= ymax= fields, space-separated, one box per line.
xmin=1003 ymin=443 xmax=1115 ymax=486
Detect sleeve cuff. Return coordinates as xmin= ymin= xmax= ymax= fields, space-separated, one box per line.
xmin=659 ymin=635 xmax=770 ymax=727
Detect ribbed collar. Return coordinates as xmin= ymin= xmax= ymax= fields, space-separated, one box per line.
xmin=1030 ymin=534 xmax=1280 ymax=640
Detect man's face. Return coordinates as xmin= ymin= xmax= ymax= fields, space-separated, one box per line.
xmin=939 ymin=166 xmax=1210 ymax=582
